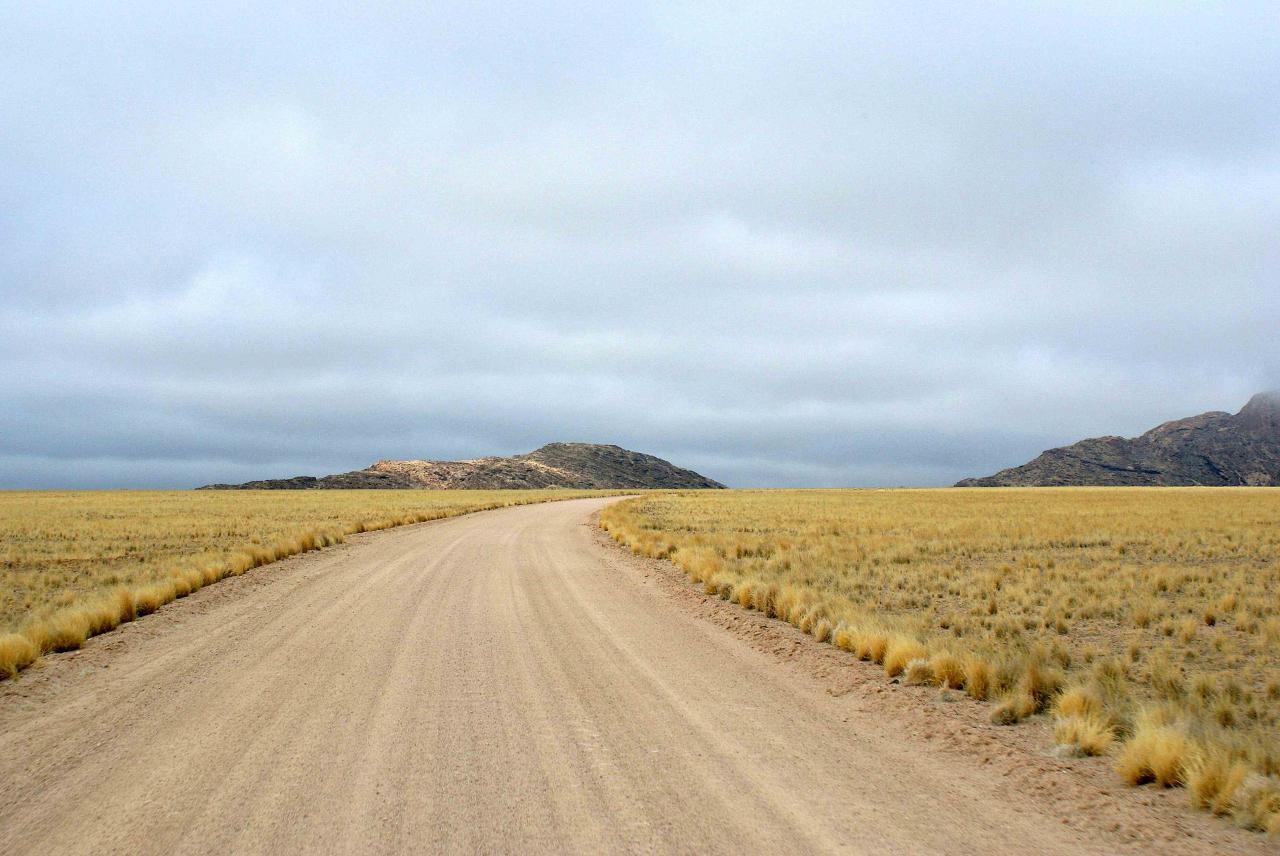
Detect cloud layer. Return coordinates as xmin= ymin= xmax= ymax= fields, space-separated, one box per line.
xmin=3 ymin=4 xmax=1277 ymax=487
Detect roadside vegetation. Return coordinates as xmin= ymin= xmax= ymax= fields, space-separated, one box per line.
xmin=600 ymin=488 xmax=1280 ymax=836
xmin=0 ymin=489 xmax=613 ymax=680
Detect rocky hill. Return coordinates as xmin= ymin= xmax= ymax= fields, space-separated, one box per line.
xmin=956 ymin=391 xmax=1280 ymax=487
xmin=200 ymin=443 xmax=725 ymax=490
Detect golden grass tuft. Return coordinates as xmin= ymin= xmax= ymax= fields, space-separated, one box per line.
xmin=113 ymin=587 xmax=137 ymax=624
xmin=0 ymin=633 xmax=38 ymax=678
xmin=1020 ymin=659 xmax=1065 ymax=712
xmin=131 ymin=585 xmax=168 ymax=617
xmin=930 ymin=652 xmax=966 ymax=690
xmin=1232 ymin=774 xmax=1280 ymax=833
xmin=1055 ymin=685 xmax=1103 ymax=719
xmin=903 ymin=658 xmax=934 ymax=685
xmin=884 ymin=637 xmax=928 ymax=678
xmin=964 ymin=656 xmax=993 ymax=701
xmin=81 ymin=599 xmax=120 ymax=635
xmin=750 ymin=583 xmax=778 ymax=616
xmin=991 ymin=690 xmax=1037 ymax=725
xmin=812 ymin=618 xmax=833 ymax=644
xmin=27 ymin=611 xmax=91 ymax=654
xmin=1187 ymin=754 xmax=1250 ymax=816
xmin=853 ymin=630 xmax=889 ymax=664
xmin=1116 ymin=716 xmax=1196 ymax=787
xmin=1054 ymin=713 xmax=1115 ymax=756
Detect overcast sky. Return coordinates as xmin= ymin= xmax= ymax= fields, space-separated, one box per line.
xmin=2 ymin=3 xmax=1277 ymax=488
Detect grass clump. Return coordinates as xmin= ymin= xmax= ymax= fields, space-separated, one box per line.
xmin=1020 ymin=659 xmax=1065 ymax=712
xmin=963 ymin=656 xmax=993 ymax=700
xmin=1116 ymin=714 xmax=1196 ymax=787
xmin=884 ymin=637 xmax=927 ymax=678
xmin=0 ymin=633 xmax=38 ymax=678
xmin=903 ymin=658 xmax=934 ymax=685
xmin=1056 ymin=685 xmax=1103 ymax=719
xmin=1054 ymin=714 xmax=1115 ymax=756
xmin=1232 ymin=774 xmax=1280 ymax=833
xmin=1188 ymin=755 xmax=1251 ymax=816
xmin=930 ymin=652 xmax=966 ymax=690
xmin=991 ymin=690 xmax=1037 ymax=725
xmin=853 ymin=630 xmax=889 ymax=664
xmin=28 ymin=611 xmax=91 ymax=654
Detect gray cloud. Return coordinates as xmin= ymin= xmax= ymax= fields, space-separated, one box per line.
xmin=2 ymin=3 xmax=1277 ymax=488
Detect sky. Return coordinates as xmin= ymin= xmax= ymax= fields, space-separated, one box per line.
xmin=2 ymin=3 xmax=1277 ymax=488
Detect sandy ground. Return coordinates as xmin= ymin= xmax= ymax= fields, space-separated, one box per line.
xmin=0 ymin=496 xmax=1268 ymax=855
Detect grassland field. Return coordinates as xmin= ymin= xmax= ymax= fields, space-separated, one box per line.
xmin=3 ymin=486 xmax=1277 ymax=836
xmin=601 ymin=488 xmax=1280 ymax=835
xmin=0 ymin=489 xmax=616 ymax=679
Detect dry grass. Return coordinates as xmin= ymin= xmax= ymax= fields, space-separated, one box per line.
xmin=1054 ymin=713 xmax=1116 ymax=756
xmin=963 ymin=655 xmax=993 ymax=701
xmin=930 ymin=651 xmax=966 ymax=690
xmin=1116 ymin=714 xmax=1196 ymax=787
xmin=1189 ymin=755 xmax=1252 ymax=816
xmin=0 ymin=488 xmax=614 ymax=679
xmin=884 ymin=636 xmax=927 ymax=677
xmin=600 ymin=487 xmax=1280 ymax=834
xmin=0 ymin=633 xmax=37 ymax=678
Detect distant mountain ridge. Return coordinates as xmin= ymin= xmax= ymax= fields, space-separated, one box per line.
xmin=956 ymin=392 xmax=1280 ymax=487
xmin=200 ymin=443 xmax=725 ymax=490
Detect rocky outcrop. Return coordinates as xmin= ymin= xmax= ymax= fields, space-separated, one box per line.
xmin=200 ymin=443 xmax=725 ymax=490
xmin=956 ymin=392 xmax=1280 ymax=487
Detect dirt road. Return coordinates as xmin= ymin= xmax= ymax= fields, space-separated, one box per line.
xmin=0 ymin=497 xmax=1263 ymax=854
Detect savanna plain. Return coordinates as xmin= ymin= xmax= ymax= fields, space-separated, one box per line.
xmin=2 ymin=486 xmax=1277 ymax=843
xmin=602 ymin=488 xmax=1280 ymax=836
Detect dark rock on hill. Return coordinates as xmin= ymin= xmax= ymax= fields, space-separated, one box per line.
xmin=200 ymin=443 xmax=725 ymax=490
xmin=956 ymin=392 xmax=1280 ymax=487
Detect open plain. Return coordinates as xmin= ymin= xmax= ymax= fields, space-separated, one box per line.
xmin=0 ymin=496 xmax=1271 ymax=854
